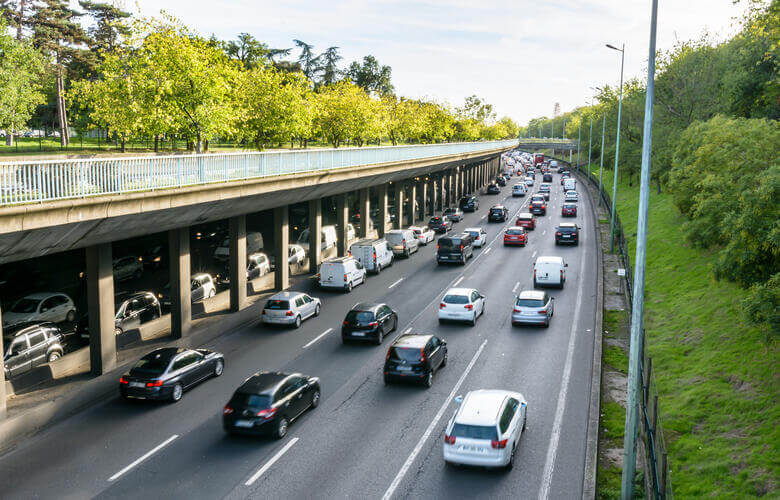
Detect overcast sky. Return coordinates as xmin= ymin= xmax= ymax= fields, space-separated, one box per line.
xmin=133 ymin=0 xmax=748 ymax=124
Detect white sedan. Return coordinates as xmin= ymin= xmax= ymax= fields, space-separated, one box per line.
xmin=438 ymin=287 xmax=486 ymax=326
xmin=464 ymin=227 xmax=488 ymax=248
xmin=410 ymin=226 xmax=435 ymax=245
xmin=564 ymin=190 xmax=579 ymax=202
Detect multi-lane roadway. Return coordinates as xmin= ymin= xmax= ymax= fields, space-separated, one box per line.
xmin=0 ymin=168 xmax=599 ymax=499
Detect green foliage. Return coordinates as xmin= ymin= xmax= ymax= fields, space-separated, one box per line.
xmin=344 ymin=55 xmax=394 ymax=96
xmin=743 ymin=272 xmax=780 ymax=335
xmin=0 ymin=21 xmax=46 ymax=141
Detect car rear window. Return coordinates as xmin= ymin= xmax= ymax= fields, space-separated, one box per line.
xmin=230 ymin=393 xmax=271 ymax=409
xmin=558 ymin=226 xmax=576 ymax=232
xmin=130 ymin=357 xmax=169 ymax=377
xmin=516 ymin=298 xmax=545 ymax=307
xmin=443 ymin=294 xmax=469 ymax=304
xmin=466 ymin=231 xmax=479 ymax=238
xmin=451 ymin=423 xmax=498 ymax=441
xmin=389 ymin=347 xmax=421 ymax=362
xmin=506 ymin=229 xmax=524 ymax=235
xmin=346 ymin=310 xmax=375 ymax=323
xmin=265 ymin=300 xmax=290 ymax=310
xmin=490 ymin=208 xmax=503 ymax=213
xmin=518 ymin=216 xmax=532 ymax=221
xmin=429 ymin=217 xmax=442 ymax=223
xmin=438 ymin=238 xmax=461 ymax=249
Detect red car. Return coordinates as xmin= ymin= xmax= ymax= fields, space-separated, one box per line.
xmin=516 ymin=213 xmax=535 ymax=230
xmin=503 ymin=227 xmax=528 ymax=246
xmin=562 ymin=203 xmax=577 ymax=217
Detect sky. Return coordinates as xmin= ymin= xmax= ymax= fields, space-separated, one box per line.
xmin=131 ymin=0 xmax=749 ymax=125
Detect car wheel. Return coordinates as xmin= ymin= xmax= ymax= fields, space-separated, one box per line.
xmin=544 ymin=319 xmax=550 ymax=328
xmin=470 ymin=313 xmax=477 ymax=327
xmin=441 ymin=351 xmax=448 ymax=367
xmin=294 ymin=315 xmax=302 ymax=329
xmin=376 ymin=263 xmax=381 ymax=274
xmin=424 ymin=371 xmax=433 ymax=388
xmin=533 ymin=279 xmax=538 ymax=288
xmin=314 ymin=304 xmax=321 ymax=317
xmin=115 ymin=327 xmax=123 ymax=336
xmin=276 ymin=417 xmax=289 ymax=439
xmin=47 ymin=351 xmax=61 ymax=363
xmin=506 ymin=445 xmax=516 ymax=470
xmin=214 ymin=359 xmax=224 ymax=377
xmin=171 ymin=383 xmax=183 ymax=402
xmin=461 ymin=255 xmax=466 ymax=265
xmin=375 ymin=327 xmax=384 ymax=345
xmin=310 ymin=390 xmax=320 ymax=409
xmin=346 ymin=281 xmax=353 ymax=293
xmin=391 ymin=315 xmax=398 ymax=332
xmin=66 ymin=310 xmax=76 ymax=323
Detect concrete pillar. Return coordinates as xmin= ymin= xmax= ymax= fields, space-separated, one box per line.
xmin=448 ymin=172 xmax=454 ymax=207
xmin=0 ymin=305 xmax=6 ymax=417
xmin=308 ymin=199 xmax=322 ymax=274
xmin=336 ymin=194 xmax=349 ymax=255
xmin=274 ymin=205 xmax=289 ymax=290
xmin=419 ymin=179 xmax=428 ymax=220
xmin=168 ymin=228 xmax=191 ymax=340
xmin=439 ymin=175 xmax=446 ymax=211
xmin=407 ymin=182 xmax=417 ymax=226
xmin=431 ymin=178 xmax=438 ymax=214
xmin=229 ymin=215 xmax=247 ymax=312
xmin=86 ymin=242 xmax=116 ymax=375
xmin=359 ymin=187 xmax=370 ymax=239
xmin=393 ymin=183 xmax=404 ymax=230
xmin=378 ymin=184 xmax=388 ymax=237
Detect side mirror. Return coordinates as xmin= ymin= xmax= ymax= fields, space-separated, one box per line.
xmin=454 ymin=395 xmax=464 ymax=405
xmin=565 ymin=263 xmax=569 ymax=267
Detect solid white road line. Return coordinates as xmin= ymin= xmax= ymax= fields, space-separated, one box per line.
xmin=403 ymin=327 xmax=412 ymax=334
xmin=452 ymin=276 xmax=464 ymax=287
xmin=484 ymin=247 xmax=492 ymax=255
xmin=245 ymin=437 xmax=299 ymax=486
xmin=382 ymin=340 xmax=488 ymax=500
xmin=303 ymin=328 xmax=333 ymax=349
xmin=512 ymin=281 xmax=519 ymax=293
xmin=542 ymin=230 xmax=546 ymax=235
xmin=388 ymin=278 xmax=404 ymax=289
xmin=532 ymin=250 xmax=538 ymax=258
xmin=108 ymin=435 xmax=179 ymax=482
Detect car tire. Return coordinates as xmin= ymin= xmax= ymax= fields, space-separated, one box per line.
xmin=506 ymin=445 xmax=516 ymax=470
xmin=208 ymin=288 xmax=216 ymax=298
xmin=48 ymin=351 xmax=61 ymax=363
xmin=461 ymin=255 xmax=466 ymax=265
xmin=470 ymin=314 xmax=477 ymax=327
xmin=214 ymin=359 xmax=224 ymax=377
xmin=533 ymin=279 xmax=538 ymax=288
xmin=383 ymin=375 xmax=391 ymax=385
xmin=66 ymin=310 xmax=76 ymax=323
xmin=171 ymin=383 xmax=183 ymax=402
xmin=375 ymin=327 xmax=384 ymax=346
xmin=346 ymin=282 xmax=353 ymax=293
xmin=276 ymin=417 xmax=289 ymax=439
xmin=376 ymin=263 xmax=381 ymax=274
xmin=115 ymin=327 xmax=123 ymax=336
xmin=544 ymin=319 xmax=550 ymax=328
xmin=314 ymin=304 xmax=321 ymax=317
xmin=424 ymin=371 xmax=433 ymax=388
xmin=310 ymin=390 xmax=320 ymax=409
xmin=294 ymin=315 xmax=302 ymax=329
xmin=441 ymin=351 xmax=448 ymax=367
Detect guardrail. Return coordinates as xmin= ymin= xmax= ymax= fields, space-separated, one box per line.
xmin=0 ymin=139 xmax=517 ymax=207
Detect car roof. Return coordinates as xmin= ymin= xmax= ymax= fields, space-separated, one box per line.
xmin=445 ymin=287 xmax=476 ymax=296
xmin=143 ymin=347 xmax=185 ymax=362
xmin=351 ymin=302 xmax=382 ymax=312
xmin=192 ymin=273 xmax=211 ymax=280
xmin=392 ymin=333 xmax=432 ymax=348
xmin=21 ymin=292 xmax=62 ymax=300
xmin=9 ymin=322 xmax=59 ymax=338
xmin=463 ymin=227 xmax=483 ymax=232
xmin=238 ymin=371 xmax=295 ymax=395
xmin=456 ymin=390 xmax=523 ymax=426
xmin=490 ymin=205 xmax=505 ymax=209
xmin=506 ymin=226 xmax=525 ymax=231
xmin=268 ymin=291 xmax=305 ymax=300
xmin=517 ymin=212 xmax=533 ymax=218
xmin=559 ymin=222 xmax=578 ymax=228
xmin=518 ymin=290 xmax=546 ymax=300
xmin=536 ymin=255 xmax=564 ymax=264
xmin=323 ymin=256 xmax=354 ymax=263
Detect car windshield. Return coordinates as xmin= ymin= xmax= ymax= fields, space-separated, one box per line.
xmin=10 ymin=298 xmax=40 ymax=313
xmin=506 ymin=229 xmax=524 ymax=235
xmin=130 ymin=356 xmax=169 ymax=377
xmin=451 ymin=423 xmax=498 ymax=441
xmin=443 ymin=294 xmax=469 ymax=304
xmin=346 ymin=310 xmax=374 ymax=323
xmin=385 ymin=233 xmax=404 ymax=245
xmin=389 ymin=347 xmax=421 ymax=362
xmin=516 ymin=298 xmax=545 ymax=307
xmin=438 ymin=239 xmax=460 ymax=249
xmin=265 ymin=300 xmax=290 ymax=310
xmin=230 ymin=393 xmax=271 ymax=409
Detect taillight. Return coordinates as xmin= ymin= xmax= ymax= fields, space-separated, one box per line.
xmin=223 ymin=405 xmax=234 ymax=415
xmin=402 ymin=238 xmax=406 ymax=245
xmin=538 ymin=309 xmax=548 ymax=315
xmin=256 ymin=408 xmax=277 ymax=419
xmin=460 ymin=244 xmax=463 ymax=250
xmin=368 ymin=322 xmax=378 ymax=327
xmin=373 ymin=251 xmax=377 ymax=260
xmin=286 ymin=310 xmax=294 ymax=316
xmin=146 ymin=380 xmax=164 ymax=387
xmin=119 ymin=376 xmax=129 ymax=385
xmin=491 ymin=439 xmax=508 ymax=449
xmin=343 ymin=274 xmax=348 ymax=281
xmin=420 ymin=348 xmax=426 ymax=362
xmin=440 ymin=303 xmax=446 ymax=309
xmin=560 ymin=270 xmax=564 ymax=280
xmin=464 ymin=304 xmax=474 ymax=310
xmin=513 ymin=306 xmax=522 ymax=312
xmin=386 ymin=348 xmax=392 ymax=360
xmin=343 ymin=320 xmax=349 ymax=326
xmin=444 ymin=434 xmax=456 ymax=445
xmin=556 ymin=232 xmax=562 ymax=236
xmin=534 ymin=269 xmax=537 ymax=279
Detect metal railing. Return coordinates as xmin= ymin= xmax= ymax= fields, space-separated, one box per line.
xmin=0 ymin=139 xmax=517 ymax=207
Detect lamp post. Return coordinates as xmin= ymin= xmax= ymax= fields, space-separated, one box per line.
xmin=576 ymin=110 xmax=582 ymax=172
xmin=587 ymin=109 xmax=593 ymax=174
xmin=607 ymin=42 xmax=625 ymax=252
xmin=598 ymin=113 xmax=606 ymax=206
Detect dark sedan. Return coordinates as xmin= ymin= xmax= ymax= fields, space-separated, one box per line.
xmin=120 ymin=347 xmax=224 ymax=402
xmin=342 ymin=302 xmax=398 ymax=344
xmin=495 ymin=176 xmax=506 ymax=187
xmin=555 ymin=223 xmax=580 ymax=245
xmin=427 ymin=216 xmax=452 ymax=234
xmin=486 ymin=184 xmax=501 ymax=194
xmin=223 ymin=371 xmax=320 ymax=438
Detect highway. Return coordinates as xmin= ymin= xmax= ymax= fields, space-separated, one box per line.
xmin=0 ymin=168 xmax=599 ymax=500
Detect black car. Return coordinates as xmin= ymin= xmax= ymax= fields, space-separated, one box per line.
xmin=383 ymin=333 xmax=447 ymax=388
xmin=488 ymin=205 xmax=509 ymax=222
xmin=120 ymin=347 xmax=224 ymax=402
xmin=530 ymin=199 xmax=547 ymax=215
xmin=436 ymin=233 xmax=474 ymax=265
xmin=543 ymin=173 xmax=553 ymax=183
xmin=495 ymin=176 xmax=506 ymax=187
xmin=79 ymin=291 xmax=161 ymax=340
xmin=223 ymin=371 xmax=320 ymax=438
xmin=442 ymin=207 xmax=463 ymax=222
xmin=458 ymin=196 xmax=479 ymax=212
xmin=555 ymin=223 xmax=580 ymax=245
xmin=140 ymin=245 xmax=166 ymax=269
xmin=486 ymin=184 xmax=501 ymax=194
xmin=3 ymin=322 xmax=64 ymax=379
xmin=342 ymin=303 xmax=398 ymax=344
xmin=427 ymin=216 xmax=452 ymax=234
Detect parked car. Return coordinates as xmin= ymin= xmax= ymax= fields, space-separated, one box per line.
xmin=191 ymin=273 xmax=216 ymax=302
xmin=341 ymin=302 xmax=398 ymax=344
xmin=2 ymin=293 xmax=77 ymax=329
xmin=216 ymin=252 xmax=271 ymax=289
xmin=564 ymin=190 xmax=579 ymax=202
xmin=503 ymin=227 xmax=528 ymax=246
xmin=269 ymin=244 xmax=307 ymax=270
xmin=411 ymin=225 xmax=436 ymax=245
xmin=438 ymin=287 xmax=486 ymax=326
xmin=561 ymin=203 xmax=578 ymax=217
xmin=555 ymin=223 xmax=580 ymax=245
xmin=436 ymin=233 xmax=474 ymax=265
xmin=112 ymin=256 xmax=143 ymax=282
xmin=443 ymin=207 xmax=464 ymax=222
xmin=495 ymin=176 xmax=506 ymax=187
xmin=486 ymin=184 xmax=501 ymax=195
xmin=119 ymin=347 xmax=224 ymax=402
xmin=443 ymin=390 xmax=527 ymax=469
xmin=459 ymin=196 xmax=479 ymax=212
xmin=488 ymin=205 xmax=509 ymax=222
xmin=383 ymin=333 xmax=447 ymax=388
xmin=318 ymin=256 xmax=366 ymax=292
xmin=214 ymin=232 xmax=265 ymax=262
xmin=463 ymin=227 xmax=488 ymax=248
xmin=385 ymin=229 xmax=420 ymax=258
xmin=512 ymin=183 xmax=527 ymax=197
xmin=427 ymin=216 xmax=452 ymax=234
xmin=515 ymin=213 xmax=535 ymax=230
xmin=3 ymin=323 xmax=64 ymax=379
xmin=349 ymin=239 xmax=393 ymax=273
xmin=297 ymin=225 xmax=338 ymax=254
xmin=78 ymin=291 xmax=162 ymax=340
xmin=140 ymin=245 xmax=166 ymax=269
xmin=223 ymin=371 xmax=320 ymax=438
xmin=262 ymin=291 xmax=321 ymax=328
xmin=511 ymin=290 xmax=554 ymax=328
xmin=533 ymin=256 xmax=568 ymax=288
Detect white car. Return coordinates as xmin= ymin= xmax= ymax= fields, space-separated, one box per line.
xmin=410 ymin=226 xmax=435 ymax=246
xmin=463 ymin=227 xmax=488 ymax=248
xmin=2 ymin=292 xmax=77 ymax=329
xmin=261 ymin=291 xmax=321 ymax=328
xmin=443 ymin=390 xmax=527 ymax=469
xmin=191 ymin=273 xmax=217 ymax=302
xmin=289 ymin=244 xmax=307 ymax=265
xmin=564 ymin=190 xmax=579 ymax=202
xmin=524 ymin=176 xmax=534 ymax=187
xmin=438 ymin=288 xmax=486 ymax=326
xmin=113 ymin=255 xmax=143 ymax=282
xmin=512 ymin=184 xmax=527 ymax=197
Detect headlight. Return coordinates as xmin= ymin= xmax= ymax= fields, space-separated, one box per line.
xmin=153 ymin=256 xmax=161 ymax=263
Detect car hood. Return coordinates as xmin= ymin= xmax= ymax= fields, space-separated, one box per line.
xmin=2 ymin=312 xmax=35 ymax=327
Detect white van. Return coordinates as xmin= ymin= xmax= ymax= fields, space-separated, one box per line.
xmin=563 ymin=177 xmax=576 ymax=192
xmin=214 ymin=232 xmax=264 ymax=262
xmin=385 ymin=229 xmax=419 ymax=258
xmin=297 ymin=225 xmax=338 ymax=253
xmin=512 ymin=183 xmax=527 ymax=197
xmin=533 ymin=256 xmax=568 ymax=288
xmin=349 ymin=238 xmax=394 ymax=273
xmin=318 ymin=256 xmax=367 ymax=292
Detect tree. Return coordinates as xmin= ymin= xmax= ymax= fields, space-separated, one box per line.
xmin=414 ymin=100 xmax=454 ymax=143
xmin=319 ymin=46 xmax=342 ymax=86
xmin=79 ymin=1 xmax=130 ymax=54
xmin=0 ymin=0 xmax=29 ymax=40
xmin=223 ymin=33 xmax=272 ymax=70
xmin=294 ymin=39 xmax=320 ymax=80
xmin=0 ymin=20 xmax=46 ymax=145
xmin=345 ymin=55 xmax=394 ymax=96
xmin=457 ymin=95 xmax=495 ymax=123
xmin=382 ymin=95 xmax=421 ymax=145
xmin=314 ymin=81 xmax=379 ymax=147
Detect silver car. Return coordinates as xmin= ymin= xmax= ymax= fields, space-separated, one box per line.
xmin=511 ymin=290 xmax=554 ymax=328
xmin=261 ymin=291 xmax=321 ymax=328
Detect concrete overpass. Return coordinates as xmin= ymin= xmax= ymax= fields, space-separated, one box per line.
xmin=517 ymin=139 xmax=577 ymax=151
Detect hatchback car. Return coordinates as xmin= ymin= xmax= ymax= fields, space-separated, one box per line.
xmin=512 ymin=184 xmax=527 ymax=197
xmin=79 ymin=291 xmax=161 ymax=339
xmin=223 ymin=371 xmax=320 ymax=438
xmin=3 ymin=322 xmax=64 ymax=379
xmin=120 ymin=347 xmax=224 ymax=402
xmin=459 ymin=196 xmax=479 ymax=212
xmin=427 ymin=216 xmax=452 ymax=234
xmin=564 ymin=190 xmax=579 ymax=202
xmin=503 ymin=227 xmax=528 ymax=246
xmin=191 ymin=273 xmax=217 ymax=302
xmin=3 ymin=293 xmax=77 ymax=329
xmin=542 ymin=173 xmax=553 ymax=183
xmin=515 ymin=213 xmax=535 ymax=230
xmin=530 ymin=199 xmax=547 ymax=216
xmin=438 ymin=288 xmax=486 ymax=326
xmin=488 ymin=205 xmax=509 ymax=222
xmin=442 ymin=207 xmax=464 ymax=222
xmin=342 ymin=303 xmax=398 ymax=344
xmin=538 ymin=183 xmax=551 ymax=200
xmin=524 ymin=176 xmax=534 ymax=186
xmin=412 ymin=225 xmax=437 ymax=244
xmin=562 ymin=203 xmax=578 ymax=217
xmin=383 ymin=333 xmax=447 ymax=388
xmin=486 ymin=184 xmax=501 ymax=195
xmin=511 ymin=290 xmax=554 ymax=327
xmin=463 ymin=227 xmax=488 ymax=248
xmin=262 ymin=291 xmax=321 ymax=328
xmin=216 ymin=252 xmax=271 ymax=289
xmin=555 ymin=223 xmax=580 ymax=245
xmin=443 ymin=390 xmax=527 ymax=469
xmin=113 ymin=255 xmax=143 ymax=282
xmin=495 ymin=176 xmax=506 ymax=187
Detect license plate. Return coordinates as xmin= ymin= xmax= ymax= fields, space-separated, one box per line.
xmin=563 ymin=235 xmax=570 ymax=238
xmin=234 ymin=420 xmax=254 ymax=428
xmin=351 ymin=332 xmax=365 ymax=337
xmin=129 ymin=382 xmax=144 ymax=388
xmin=397 ymin=366 xmax=412 ymax=372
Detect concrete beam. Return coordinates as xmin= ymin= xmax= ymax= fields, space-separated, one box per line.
xmin=229 ymin=215 xmax=247 ymax=312
xmin=393 ymin=183 xmax=404 ymax=230
xmin=377 ymin=184 xmax=388 ymax=237
xmin=168 ymin=228 xmax=191 ymax=339
xmin=308 ymin=199 xmax=322 ymax=274
xmin=359 ymin=187 xmax=370 ymax=239
xmin=336 ymin=194 xmax=349 ymax=256
xmin=86 ymin=242 xmax=116 ymax=375
xmin=274 ymin=206 xmax=289 ymax=290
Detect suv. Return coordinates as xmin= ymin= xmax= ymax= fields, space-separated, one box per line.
xmin=487 ymin=184 xmax=501 ymax=195
xmin=383 ymin=333 xmax=447 ymax=388
xmin=555 ymin=223 xmax=580 ymax=245
xmin=542 ymin=173 xmax=553 ymax=183
xmin=4 ymin=322 xmax=64 ymax=379
xmin=459 ymin=196 xmax=479 ymax=212
xmin=427 ymin=216 xmax=452 ymax=234
xmin=512 ymin=290 xmax=554 ymax=327
xmin=436 ymin=233 xmax=474 ymax=265
xmin=442 ymin=207 xmax=463 ymax=222
xmin=488 ymin=205 xmax=509 ymax=222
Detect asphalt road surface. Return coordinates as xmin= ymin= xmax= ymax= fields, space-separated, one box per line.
xmin=0 ymin=170 xmax=599 ymax=500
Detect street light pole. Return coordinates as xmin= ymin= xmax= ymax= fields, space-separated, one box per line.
xmin=621 ymin=1 xmax=658 ymax=498
xmin=576 ymin=111 xmax=582 ymax=172
xmin=607 ymin=41 xmax=625 ymax=252
xmin=598 ymin=113 xmax=606 ymax=206
xmin=587 ymin=111 xmax=593 ymax=173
